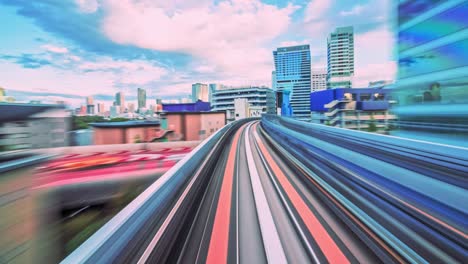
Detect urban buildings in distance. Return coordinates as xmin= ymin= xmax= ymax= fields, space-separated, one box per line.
xmin=310 ymin=88 xmax=396 ymax=133
xmin=327 ymin=26 xmax=355 ymax=89
xmin=312 ymin=68 xmax=327 ymax=92
xmin=211 ymin=85 xmax=275 ymax=122
xmin=273 ymin=45 xmax=312 ymax=120
xmin=192 ymin=83 xmax=209 ymax=102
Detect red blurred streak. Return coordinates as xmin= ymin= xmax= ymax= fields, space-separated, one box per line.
xmin=206 ymin=125 xmax=244 ymax=264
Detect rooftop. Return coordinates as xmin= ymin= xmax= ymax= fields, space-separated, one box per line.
xmin=0 ymin=103 xmax=65 ymax=122
xmin=90 ymin=121 xmax=160 ymax=128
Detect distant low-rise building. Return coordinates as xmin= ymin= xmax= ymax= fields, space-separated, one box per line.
xmin=310 ymin=88 xmax=396 ymax=132
xmin=91 ymin=121 xmax=165 ymax=144
xmin=0 ymin=103 xmax=71 ymax=151
xmin=162 ymin=111 xmax=226 ymax=141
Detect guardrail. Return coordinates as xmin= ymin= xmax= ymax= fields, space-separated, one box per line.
xmin=0 ymin=153 xmax=54 ymax=174
xmin=61 ymin=119 xmax=251 ymax=263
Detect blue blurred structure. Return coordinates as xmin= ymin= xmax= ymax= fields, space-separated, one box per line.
xmin=162 ymin=100 xmax=211 ymax=112
xmin=280 ymin=90 xmax=293 ymax=117
xmin=392 ymin=0 xmax=468 ymax=130
xmin=310 ymin=88 xmax=395 ymax=131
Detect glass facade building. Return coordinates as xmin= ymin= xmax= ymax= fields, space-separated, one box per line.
xmin=273 ymin=45 xmax=312 ymax=120
xmin=394 ymin=0 xmax=468 ymax=126
xmin=137 ymin=88 xmax=146 ymax=109
xmin=192 ymin=83 xmax=209 ymax=102
xmin=327 ymin=26 xmax=355 ymax=89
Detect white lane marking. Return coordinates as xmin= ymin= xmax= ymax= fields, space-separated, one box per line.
xmin=252 ymin=126 xmax=321 ymax=264
xmin=245 ymin=123 xmax=288 ymax=264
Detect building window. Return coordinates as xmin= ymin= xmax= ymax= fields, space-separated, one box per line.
xmin=360 ymin=94 xmax=371 ymax=101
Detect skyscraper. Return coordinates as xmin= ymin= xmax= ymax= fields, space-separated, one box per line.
xmin=312 ymin=68 xmax=327 ymax=92
xmin=86 ymin=96 xmax=94 ymax=115
xmin=115 ymin=92 xmax=125 ymax=113
xmin=271 ymin=71 xmax=276 ymax=91
xmin=98 ymin=103 xmax=105 ymax=113
xmin=327 ymin=26 xmax=355 ymax=89
xmin=86 ymin=96 xmax=93 ymax=105
xmin=192 ymin=83 xmax=209 ymax=102
xmin=137 ymin=88 xmax=146 ymax=109
xmin=273 ymin=45 xmax=312 ymax=120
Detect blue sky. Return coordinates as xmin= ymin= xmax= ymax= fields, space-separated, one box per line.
xmin=0 ymin=0 xmax=396 ymax=107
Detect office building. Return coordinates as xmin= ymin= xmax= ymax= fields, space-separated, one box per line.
xmin=86 ymin=96 xmax=93 ymax=105
xmin=192 ymin=83 xmax=209 ymax=102
xmin=115 ymin=92 xmax=125 ymax=113
xmin=271 ymin=71 xmax=276 ymax=90
xmin=310 ymin=88 xmax=396 ymax=132
xmin=110 ymin=105 xmax=119 ymax=118
xmin=394 ymin=0 xmax=468 ymax=129
xmin=0 ymin=103 xmax=71 ymax=151
xmin=273 ymin=45 xmax=312 ymax=120
xmin=85 ymin=96 xmax=94 ymax=115
xmin=98 ymin=103 xmax=105 ymax=113
xmin=128 ymin=103 xmax=135 ymax=113
xmin=87 ymin=105 xmax=95 ymax=115
xmin=211 ymin=86 xmax=276 ymax=122
xmin=137 ymin=88 xmax=146 ymax=110
xmin=209 ymin=83 xmax=223 ymax=104
xmin=327 ymin=26 xmax=355 ymax=89
xmin=312 ymin=68 xmax=327 ymax=92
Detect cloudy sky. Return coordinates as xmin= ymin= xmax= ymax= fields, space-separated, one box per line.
xmin=0 ymin=0 xmax=396 ymax=107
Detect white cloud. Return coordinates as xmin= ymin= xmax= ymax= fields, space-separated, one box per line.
xmin=75 ymin=0 xmax=100 ymax=13
xmin=353 ymin=61 xmax=396 ymax=87
xmin=354 ymin=26 xmax=396 ymax=86
xmin=304 ymin=0 xmax=331 ymax=22
xmin=101 ymin=0 xmax=299 ymax=86
xmin=339 ymin=4 xmax=366 ymax=16
xmin=41 ymin=44 xmax=69 ymax=53
xmin=69 ymin=55 xmax=81 ymax=61
xmin=79 ymin=59 xmax=168 ymax=84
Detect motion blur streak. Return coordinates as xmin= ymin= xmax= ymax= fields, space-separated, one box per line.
xmin=59 ymin=117 xmax=466 ymax=263
xmin=206 ymin=125 xmax=244 ymax=264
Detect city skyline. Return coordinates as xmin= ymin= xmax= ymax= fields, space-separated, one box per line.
xmin=0 ymin=0 xmax=394 ymax=105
